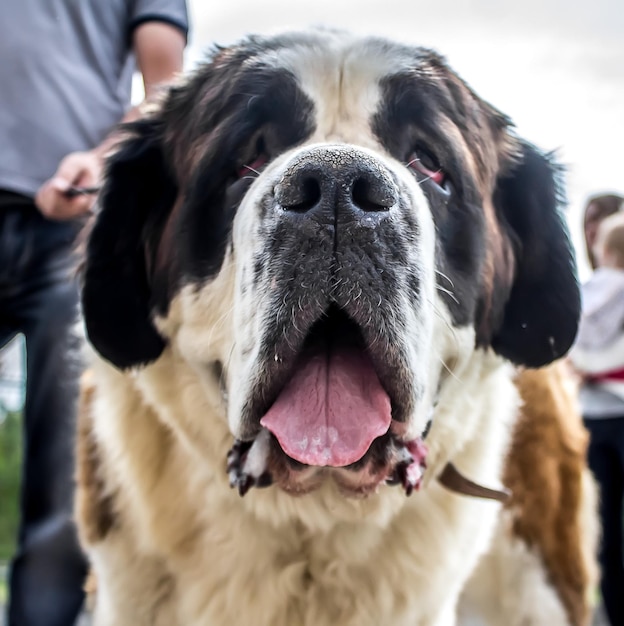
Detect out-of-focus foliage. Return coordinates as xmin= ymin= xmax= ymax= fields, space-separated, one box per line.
xmin=0 ymin=408 xmax=22 ymax=562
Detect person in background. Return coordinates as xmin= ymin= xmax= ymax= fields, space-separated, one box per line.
xmin=0 ymin=2 xmax=188 ymax=624
xmin=583 ymin=193 xmax=624 ymax=270
xmin=570 ymin=194 xmax=624 ymax=626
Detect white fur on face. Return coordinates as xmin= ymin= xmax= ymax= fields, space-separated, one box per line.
xmin=223 ymin=38 xmax=444 ymax=440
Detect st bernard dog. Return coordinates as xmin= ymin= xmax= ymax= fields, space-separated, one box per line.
xmin=76 ymin=30 xmax=586 ymax=626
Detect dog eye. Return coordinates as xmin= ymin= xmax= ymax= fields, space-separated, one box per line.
xmin=406 ymin=145 xmax=447 ymax=188
xmin=237 ymin=136 xmax=269 ymax=178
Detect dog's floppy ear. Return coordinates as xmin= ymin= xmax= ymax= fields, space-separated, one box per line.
xmin=82 ymin=118 xmax=177 ymax=369
xmin=490 ymin=141 xmax=580 ymax=367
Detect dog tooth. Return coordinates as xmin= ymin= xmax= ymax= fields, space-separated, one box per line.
xmin=242 ymin=429 xmax=271 ymax=479
xmin=228 ymin=471 xmax=239 ymax=489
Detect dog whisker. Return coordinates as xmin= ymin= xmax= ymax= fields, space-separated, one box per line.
xmin=435 ymin=284 xmax=459 ymax=305
xmin=437 ymin=356 xmax=462 ymax=384
xmin=240 ymin=166 xmax=261 ymax=177
xmin=425 ymin=295 xmax=460 ymax=352
xmin=435 ymin=269 xmax=455 ymax=289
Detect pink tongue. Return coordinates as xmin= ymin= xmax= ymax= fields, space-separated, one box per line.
xmin=260 ymin=348 xmax=391 ymax=467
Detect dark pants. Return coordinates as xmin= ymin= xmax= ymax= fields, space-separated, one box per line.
xmin=585 ymin=415 xmax=624 ymax=626
xmin=0 ymin=191 xmax=88 ymax=626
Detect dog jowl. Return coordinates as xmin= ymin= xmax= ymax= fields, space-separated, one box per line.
xmin=82 ymin=30 xmax=579 ymax=500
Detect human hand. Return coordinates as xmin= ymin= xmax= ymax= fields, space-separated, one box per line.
xmin=35 ymin=150 xmax=103 ymax=220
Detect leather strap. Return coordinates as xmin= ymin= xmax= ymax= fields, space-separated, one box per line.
xmin=438 ymin=462 xmax=511 ymax=503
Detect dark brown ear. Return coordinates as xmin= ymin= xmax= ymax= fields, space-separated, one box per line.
xmin=490 ymin=141 xmax=580 ymax=367
xmin=82 ymin=118 xmax=177 ymax=369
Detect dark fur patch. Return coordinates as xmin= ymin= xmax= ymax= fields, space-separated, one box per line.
xmin=373 ymin=68 xmax=501 ymax=329
xmin=373 ymin=66 xmax=579 ymax=367
xmin=82 ymin=118 xmax=174 ymax=369
xmin=82 ymin=46 xmax=315 ymax=369
xmin=165 ymin=65 xmax=316 ymax=283
xmin=490 ymin=144 xmax=580 ymax=366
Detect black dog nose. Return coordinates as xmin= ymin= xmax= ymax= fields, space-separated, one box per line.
xmin=274 ymin=146 xmax=398 ymax=220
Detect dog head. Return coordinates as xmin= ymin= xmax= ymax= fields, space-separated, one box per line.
xmin=82 ymin=30 xmax=579 ymax=497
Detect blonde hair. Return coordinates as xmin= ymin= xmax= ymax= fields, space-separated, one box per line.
xmin=594 ymin=212 xmax=624 ymax=269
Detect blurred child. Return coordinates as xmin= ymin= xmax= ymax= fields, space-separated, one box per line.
xmin=572 ymin=213 xmax=624 ymax=387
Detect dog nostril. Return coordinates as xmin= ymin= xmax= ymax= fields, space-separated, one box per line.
xmin=279 ymin=177 xmax=322 ymax=213
xmin=352 ymin=177 xmax=396 ymax=212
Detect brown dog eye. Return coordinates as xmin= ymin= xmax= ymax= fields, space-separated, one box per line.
xmin=237 ymin=136 xmax=269 ymax=178
xmin=407 ymin=145 xmax=446 ymax=187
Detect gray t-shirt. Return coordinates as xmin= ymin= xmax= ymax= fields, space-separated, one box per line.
xmin=0 ymin=0 xmax=188 ymax=198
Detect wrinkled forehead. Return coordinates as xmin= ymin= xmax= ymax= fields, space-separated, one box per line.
xmin=238 ymin=31 xmax=432 ymax=74
xmin=202 ymin=31 xmax=464 ymax=124
xmin=252 ymin=33 xmax=431 ymax=95
xmin=234 ymin=31 xmax=453 ymax=111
